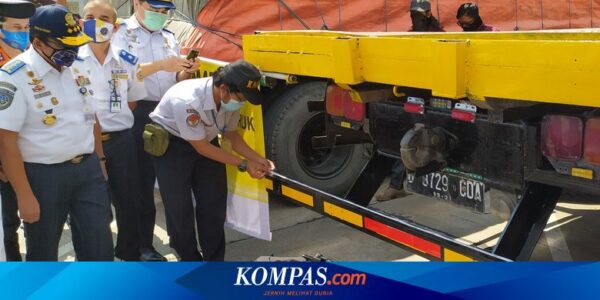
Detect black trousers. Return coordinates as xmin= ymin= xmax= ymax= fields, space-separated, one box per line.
xmin=103 ymin=129 xmax=142 ymax=260
xmin=153 ymin=136 xmax=227 ymax=261
xmin=25 ymin=154 xmax=113 ymax=261
xmin=1 ymin=181 xmax=21 ymax=261
xmin=132 ymin=100 xmax=160 ymax=251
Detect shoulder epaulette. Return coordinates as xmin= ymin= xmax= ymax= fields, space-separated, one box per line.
xmin=0 ymin=60 xmax=25 ymax=75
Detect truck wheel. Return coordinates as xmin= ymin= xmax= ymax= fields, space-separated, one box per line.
xmin=265 ymin=82 xmax=370 ymax=196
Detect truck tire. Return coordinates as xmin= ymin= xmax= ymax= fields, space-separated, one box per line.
xmin=265 ymin=82 xmax=370 ymax=196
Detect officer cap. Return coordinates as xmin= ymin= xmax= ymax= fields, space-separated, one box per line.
xmin=223 ymin=60 xmax=263 ymax=105
xmin=29 ymin=4 xmax=91 ymax=47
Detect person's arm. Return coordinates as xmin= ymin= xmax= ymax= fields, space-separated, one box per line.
xmin=0 ymin=129 xmax=39 ymax=223
xmin=189 ymin=138 xmax=244 ymax=166
xmin=224 ymin=131 xmax=275 ymax=174
xmin=175 ymin=59 xmax=201 ymax=82
xmin=137 ymin=56 xmax=191 ymax=81
xmin=188 ymin=139 xmax=267 ymax=179
xmin=224 ymin=131 xmax=265 ymax=163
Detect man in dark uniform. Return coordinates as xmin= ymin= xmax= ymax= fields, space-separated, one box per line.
xmin=0 ymin=0 xmax=36 ymax=261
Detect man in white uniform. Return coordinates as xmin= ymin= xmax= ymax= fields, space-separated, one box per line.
xmin=149 ymin=61 xmax=274 ymax=261
xmin=112 ymin=0 xmax=198 ymax=261
xmin=78 ymin=0 xmax=147 ymax=261
xmin=0 ymin=5 xmax=113 ymax=261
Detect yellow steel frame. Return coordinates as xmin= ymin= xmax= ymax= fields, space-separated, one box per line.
xmin=243 ymin=30 xmax=600 ymax=108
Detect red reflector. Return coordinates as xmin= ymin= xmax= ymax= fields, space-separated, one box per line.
xmin=584 ymin=118 xmax=600 ymax=165
xmin=344 ymin=97 xmax=366 ymax=122
xmin=364 ymin=217 xmax=442 ymax=259
xmin=541 ymin=115 xmax=583 ymax=161
xmin=325 ymin=85 xmax=346 ymax=117
xmin=451 ymin=109 xmax=476 ymax=123
xmin=404 ymin=103 xmax=425 ymax=114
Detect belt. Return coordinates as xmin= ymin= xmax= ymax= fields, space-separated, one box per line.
xmin=65 ymin=154 xmax=91 ymax=164
xmin=101 ymin=129 xmax=127 ymax=142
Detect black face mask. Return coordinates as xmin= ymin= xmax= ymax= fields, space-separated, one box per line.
xmin=460 ymin=16 xmax=483 ymax=32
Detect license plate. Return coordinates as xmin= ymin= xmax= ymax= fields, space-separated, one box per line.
xmin=406 ymin=171 xmax=487 ymax=212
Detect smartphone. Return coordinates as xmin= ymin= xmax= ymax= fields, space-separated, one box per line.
xmin=186 ymin=49 xmax=199 ymax=60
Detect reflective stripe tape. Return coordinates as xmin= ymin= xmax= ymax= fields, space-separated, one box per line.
xmin=444 ymin=248 xmax=475 ymax=262
xmin=264 ymin=179 xmax=273 ymax=191
xmin=323 ymin=202 xmax=363 ymax=227
xmin=571 ymin=168 xmax=594 ymax=180
xmin=364 ymin=217 xmax=442 ymax=259
xmin=281 ymin=186 xmax=314 ymax=207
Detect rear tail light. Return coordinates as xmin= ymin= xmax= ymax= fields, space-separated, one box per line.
xmin=325 ymin=85 xmax=346 ymax=117
xmin=325 ymin=85 xmax=365 ymax=122
xmin=584 ymin=118 xmax=600 ymax=165
xmin=404 ymin=97 xmax=425 ymax=114
xmin=344 ymin=97 xmax=366 ymax=122
xmin=541 ymin=115 xmax=583 ymax=161
xmin=451 ymin=103 xmax=477 ymax=123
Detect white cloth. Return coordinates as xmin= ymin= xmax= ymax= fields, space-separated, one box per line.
xmin=78 ymin=44 xmax=147 ymax=132
xmin=112 ymin=16 xmax=181 ymax=102
xmin=150 ymin=77 xmax=240 ymax=141
xmin=0 ymin=49 xmax=96 ymax=164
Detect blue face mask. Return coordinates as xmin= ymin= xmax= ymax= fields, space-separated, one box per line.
xmin=1 ymin=29 xmax=29 ymax=51
xmin=222 ymin=98 xmax=244 ymax=112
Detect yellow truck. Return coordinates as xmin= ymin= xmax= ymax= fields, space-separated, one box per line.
xmin=200 ymin=30 xmax=600 ymax=261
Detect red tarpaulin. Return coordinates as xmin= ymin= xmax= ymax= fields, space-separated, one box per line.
xmin=180 ymin=0 xmax=600 ymax=62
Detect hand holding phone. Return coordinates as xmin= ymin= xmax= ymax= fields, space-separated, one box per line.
xmin=186 ymin=49 xmax=199 ymax=61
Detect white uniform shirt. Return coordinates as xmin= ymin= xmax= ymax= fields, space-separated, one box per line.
xmin=79 ymin=44 xmax=147 ymax=132
xmin=150 ymin=77 xmax=240 ymax=141
xmin=0 ymin=49 xmax=96 ymax=164
xmin=112 ymin=16 xmax=180 ymax=102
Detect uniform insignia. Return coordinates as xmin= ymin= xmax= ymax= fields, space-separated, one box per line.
xmin=76 ymin=76 xmax=91 ymax=86
xmin=0 ymin=85 xmax=15 ymax=110
xmin=186 ymin=112 xmax=201 ymax=128
xmin=26 ymin=71 xmax=34 ymax=78
xmin=51 ymin=97 xmax=59 ymax=106
xmin=43 ymin=112 xmax=57 ymax=126
xmin=34 ymin=91 xmax=51 ymax=99
xmin=32 ymin=85 xmax=46 ymax=93
xmin=28 ymin=78 xmax=43 ymax=85
xmin=0 ymin=60 xmax=25 ymax=75
xmin=119 ymin=50 xmax=139 ymax=65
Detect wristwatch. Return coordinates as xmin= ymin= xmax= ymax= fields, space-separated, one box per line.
xmin=237 ymin=160 xmax=248 ymax=172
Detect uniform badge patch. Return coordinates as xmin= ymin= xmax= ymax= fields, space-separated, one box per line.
xmin=119 ymin=50 xmax=139 ymax=65
xmin=0 ymin=86 xmax=15 ymax=110
xmin=186 ymin=112 xmax=201 ymax=128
